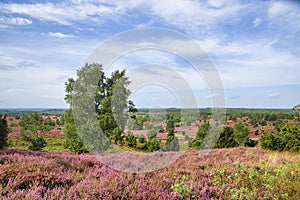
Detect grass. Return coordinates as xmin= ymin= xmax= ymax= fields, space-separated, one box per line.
xmin=43 ymin=138 xmax=65 ymax=152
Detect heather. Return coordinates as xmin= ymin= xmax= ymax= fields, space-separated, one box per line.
xmin=1 ymin=147 xmax=300 ymax=199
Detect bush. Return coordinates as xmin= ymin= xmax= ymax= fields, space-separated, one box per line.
xmin=147 ymin=138 xmax=161 ymax=152
xmin=29 ymin=135 xmax=47 ymax=151
xmin=260 ymin=124 xmax=300 ymax=152
xmin=190 ymin=122 xmax=257 ymax=149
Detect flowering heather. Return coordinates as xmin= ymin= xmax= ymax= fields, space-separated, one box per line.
xmin=0 ymin=147 xmax=300 ymax=199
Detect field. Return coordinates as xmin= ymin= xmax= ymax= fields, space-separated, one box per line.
xmin=1 ymin=108 xmax=299 ymax=199
xmin=0 ymin=147 xmax=300 ymax=199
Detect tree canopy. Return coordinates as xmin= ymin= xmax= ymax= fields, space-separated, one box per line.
xmin=64 ymin=63 xmax=132 ymax=153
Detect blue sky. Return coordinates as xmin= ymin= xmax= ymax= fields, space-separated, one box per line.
xmin=0 ymin=0 xmax=299 ymax=109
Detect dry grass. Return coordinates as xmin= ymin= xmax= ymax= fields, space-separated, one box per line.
xmin=266 ymin=150 xmax=300 ymax=165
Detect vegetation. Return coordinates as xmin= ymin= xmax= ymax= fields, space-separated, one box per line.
xmin=0 ymin=66 xmax=299 ymax=199
xmin=28 ymin=135 xmax=47 ymax=151
xmin=0 ymin=115 xmax=8 ymax=150
xmin=0 ymin=148 xmax=299 ymax=199
xmin=63 ymin=63 xmax=131 ymax=153
xmin=190 ymin=122 xmax=258 ymax=149
xmin=260 ymin=124 xmax=300 ymax=152
xmin=63 ymin=109 xmax=87 ymax=154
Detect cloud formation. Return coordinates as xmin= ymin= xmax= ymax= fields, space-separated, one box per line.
xmin=0 ymin=0 xmax=299 ymax=108
xmin=48 ymin=32 xmax=77 ymax=39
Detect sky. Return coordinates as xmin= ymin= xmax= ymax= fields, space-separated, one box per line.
xmin=0 ymin=0 xmax=299 ymax=109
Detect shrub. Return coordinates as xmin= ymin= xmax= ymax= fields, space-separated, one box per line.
xmin=147 ymin=138 xmax=161 ymax=152
xmin=260 ymin=124 xmax=300 ymax=152
xmin=29 ymin=135 xmax=47 ymax=151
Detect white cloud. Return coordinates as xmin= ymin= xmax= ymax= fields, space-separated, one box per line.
xmin=0 ymin=2 xmax=123 ymax=25
xmin=0 ymin=16 xmax=32 ymax=27
xmin=205 ymin=93 xmax=220 ymax=99
xmin=268 ymin=1 xmax=295 ymax=17
xmin=267 ymin=1 xmax=300 ymax=33
xmin=48 ymin=32 xmax=77 ymax=39
xmin=269 ymin=92 xmax=280 ymax=99
xmin=252 ymin=18 xmax=261 ymax=27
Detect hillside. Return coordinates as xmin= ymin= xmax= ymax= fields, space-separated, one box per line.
xmin=0 ymin=147 xmax=299 ymax=199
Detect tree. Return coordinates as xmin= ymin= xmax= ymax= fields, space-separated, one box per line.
xmin=190 ymin=123 xmax=209 ymax=149
xmin=233 ymin=121 xmax=250 ymax=146
xmin=44 ymin=116 xmax=55 ymax=126
xmin=164 ymin=116 xmax=179 ymax=151
xmin=0 ymin=115 xmax=8 ymax=150
xmin=19 ymin=113 xmax=43 ymax=135
xmin=128 ymin=100 xmax=138 ymax=117
xmin=293 ymin=103 xmax=300 ymax=121
xmin=147 ymin=129 xmax=157 ymax=140
xmin=148 ymin=138 xmax=161 ymax=152
xmin=260 ymin=124 xmax=300 ymax=152
xmin=63 ymin=109 xmax=87 ymax=154
xmin=29 ymin=135 xmax=46 ymax=151
xmin=215 ymin=126 xmax=238 ymax=148
xmin=64 ymin=63 xmax=133 ymax=153
xmin=126 ymin=133 xmax=137 ymax=148
xmin=18 ymin=113 xmax=48 ymax=150
xmin=112 ymin=127 xmax=124 ymax=145
xmin=166 ymin=116 xmax=175 ymax=140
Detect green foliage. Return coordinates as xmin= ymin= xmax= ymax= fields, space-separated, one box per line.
xmin=43 ymin=138 xmax=65 ymax=152
xmin=147 ymin=129 xmax=157 ymax=140
xmin=44 ymin=116 xmax=55 ymax=126
xmin=125 ymin=133 xmax=137 ymax=148
xmin=260 ymin=120 xmax=267 ymax=126
xmin=166 ymin=115 xmax=175 ymax=137
xmin=19 ymin=113 xmax=44 ymax=134
xmin=244 ymin=138 xmax=258 ymax=147
xmin=0 ymin=115 xmax=8 ymax=150
xmin=163 ymin=115 xmax=179 ymax=151
xmin=190 ymin=123 xmax=209 ymax=148
xmin=171 ymin=175 xmax=193 ymax=199
xmin=233 ymin=122 xmax=250 ymax=146
xmin=191 ymin=122 xmax=257 ymax=149
xmin=28 ymin=135 xmax=47 ymax=151
xmin=215 ymin=126 xmax=238 ymax=148
xmin=147 ymin=138 xmax=161 ymax=152
xmin=64 ymin=63 xmax=135 ymax=152
xmin=128 ymin=100 xmax=138 ymax=114
xmin=136 ymin=134 xmax=148 ymax=150
xmin=17 ymin=113 xmax=54 ymax=150
xmin=112 ymin=127 xmax=124 ymax=145
xmin=292 ymin=103 xmax=300 ymax=121
xmin=260 ymin=124 xmax=300 ymax=152
xmin=164 ymin=136 xmax=179 ymax=152
xmin=63 ymin=109 xmax=87 ymax=154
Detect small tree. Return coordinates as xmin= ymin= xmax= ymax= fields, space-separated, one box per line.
xmin=147 ymin=129 xmax=157 ymax=140
xmin=18 ymin=113 xmax=48 ymax=150
xmin=148 ymin=138 xmax=161 ymax=152
xmin=126 ymin=133 xmax=137 ymax=148
xmin=29 ymin=135 xmax=46 ymax=151
xmin=63 ymin=109 xmax=87 ymax=154
xmin=233 ymin=121 xmax=250 ymax=146
xmin=215 ymin=126 xmax=238 ymax=148
xmin=190 ymin=123 xmax=209 ymax=149
xmin=112 ymin=127 xmax=124 ymax=145
xmin=164 ymin=115 xmax=179 ymax=151
xmin=128 ymin=100 xmax=138 ymax=116
xmin=0 ymin=115 xmax=8 ymax=150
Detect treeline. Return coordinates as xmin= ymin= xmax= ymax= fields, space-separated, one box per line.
xmin=0 ymin=109 xmax=65 ymax=119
